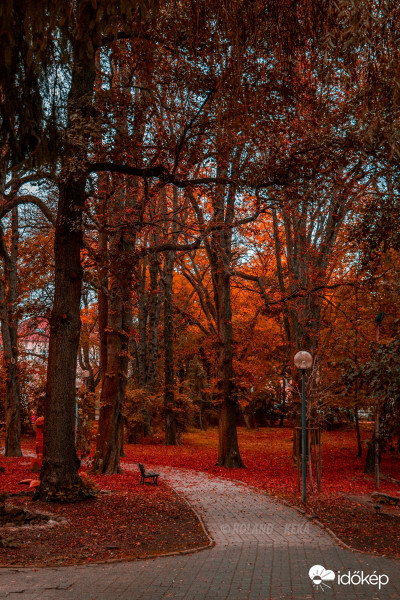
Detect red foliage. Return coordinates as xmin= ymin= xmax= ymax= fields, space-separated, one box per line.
xmin=0 ymin=458 xmax=207 ymax=567
xmin=123 ymin=427 xmax=400 ymax=500
xmin=1 ymin=426 xmax=399 ymax=562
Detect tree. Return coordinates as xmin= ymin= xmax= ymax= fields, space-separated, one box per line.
xmin=3 ymin=0 xmax=375 ymax=491
xmin=0 ymin=207 xmax=22 ymax=456
xmin=162 ymin=187 xmax=179 ymax=445
xmin=37 ymin=1 xmax=160 ymax=498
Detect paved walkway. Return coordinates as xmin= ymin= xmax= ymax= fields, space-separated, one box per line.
xmin=1 ymin=466 xmax=399 ymax=599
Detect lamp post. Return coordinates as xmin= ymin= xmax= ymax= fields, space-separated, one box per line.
xmin=294 ymin=350 xmax=313 ymax=503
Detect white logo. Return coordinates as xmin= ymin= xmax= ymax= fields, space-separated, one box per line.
xmin=309 ymin=565 xmax=335 ymax=591
xmin=338 ymin=570 xmax=389 ymax=590
xmin=309 ymin=565 xmax=390 ymax=592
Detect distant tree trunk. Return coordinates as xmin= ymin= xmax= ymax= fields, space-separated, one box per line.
xmin=163 ymin=187 xmax=178 ymax=446
xmin=37 ymin=49 xmax=96 ymax=501
xmin=243 ymin=412 xmax=255 ymax=430
xmin=137 ymin=257 xmax=151 ymax=435
xmin=136 ymin=252 xmax=163 ymax=436
xmin=365 ymin=405 xmax=383 ymax=474
xmin=119 ymin=415 xmax=125 ymax=457
xmin=188 ymin=145 xmax=244 ymax=468
xmin=92 ymin=49 xmax=152 ymax=469
xmin=364 ymin=438 xmax=378 ymax=474
xmin=98 ymin=227 xmax=109 ymax=386
xmin=163 ymin=256 xmax=176 ymax=444
xmin=147 ymin=254 xmax=162 ymax=391
xmin=93 ymin=280 xmax=124 ymax=474
xmin=354 ymin=399 xmax=362 ymax=458
xmin=1 ymin=208 xmax=22 ymax=456
xmin=199 ymin=403 xmax=207 ymax=431
xmin=279 ymin=376 xmax=286 ymax=427
xmin=212 ymin=151 xmax=244 ymax=469
xmin=92 ymin=227 xmax=131 ymax=474
xmin=215 ymin=269 xmax=244 ymax=468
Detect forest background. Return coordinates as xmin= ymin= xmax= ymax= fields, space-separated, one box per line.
xmin=0 ymin=0 xmax=399 ymax=502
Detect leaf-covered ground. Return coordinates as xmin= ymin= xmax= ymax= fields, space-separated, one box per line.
xmin=0 ymin=463 xmax=208 ymax=566
xmin=1 ymin=424 xmax=399 ymax=564
xmin=123 ymin=425 xmax=400 ymax=557
xmin=305 ymin=496 xmax=400 ymax=556
xmin=124 ymin=425 xmax=400 ymax=498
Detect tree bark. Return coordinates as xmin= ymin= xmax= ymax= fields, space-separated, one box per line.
xmin=136 ymin=252 xmax=163 ymax=436
xmin=92 ymin=49 xmax=152 ymax=471
xmin=163 ymin=187 xmax=178 ymax=445
xmin=92 ymin=205 xmax=133 ymax=474
xmin=213 ymin=153 xmax=244 ymax=468
xmin=217 ymin=399 xmax=243 ymax=467
xmin=215 ymin=270 xmax=244 ymax=468
xmin=136 ymin=258 xmax=152 ymax=436
xmin=36 ymin=49 xmax=96 ymax=501
xmin=364 ymin=438 xmax=379 ymax=474
xmin=163 ymin=257 xmax=176 ymax=444
xmin=354 ymin=401 xmax=362 ymax=458
xmin=147 ymin=254 xmax=163 ymax=391
xmin=98 ymin=227 xmax=109 ymax=387
xmin=1 ymin=208 xmax=22 ymax=456
xmin=187 ymin=144 xmax=244 ymax=467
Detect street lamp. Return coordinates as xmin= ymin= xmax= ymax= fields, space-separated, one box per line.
xmin=294 ymin=350 xmax=313 ymax=503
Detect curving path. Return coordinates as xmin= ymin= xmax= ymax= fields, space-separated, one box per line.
xmin=0 ymin=466 xmax=399 ymax=600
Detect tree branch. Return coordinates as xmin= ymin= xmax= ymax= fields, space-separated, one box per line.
xmin=0 ymin=194 xmax=55 ymax=224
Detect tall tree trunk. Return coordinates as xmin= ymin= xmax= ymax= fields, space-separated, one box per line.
xmin=1 ymin=208 xmax=22 ymax=456
xmin=98 ymin=227 xmax=109 ymax=387
xmin=163 ymin=187 xmax=178 ymax=445
xmin=136 ymin=253 xmax=163 ymax=436
xmin=215 ymin=269 xmax=244 ymax=468
xmin=354 ymin=401 xmax=362 ymax=458
xmin=92 ymin=48 xmax=149 ymax=471
xmin=279 ymin=373 xmax=287 ymax=427
xmin=146 ymin=254 xmax=162 ymax=391
xmin=37 ymin=50 xmax=96 ymax=501
xmin=163 ymin=249 xmax=176 ymax=445
xmin=213 ymin=149 xmax=244 ymax=469
xmin=92 ymin=186 xmax=136 ymax=473
xmin=137 ymin=258 xmax=152 ymax=436
xmin=93 ymin=263 xmax=126 ymax=474
xmin=188 ymin=144 xmax=244 ymax=468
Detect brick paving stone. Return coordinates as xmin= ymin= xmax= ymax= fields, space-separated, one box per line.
xmin=0 ymin=466 xmax=399 ymax=599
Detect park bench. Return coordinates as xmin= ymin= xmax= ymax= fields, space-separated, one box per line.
xmin=138 ymin=462 xmax=160 ymax=485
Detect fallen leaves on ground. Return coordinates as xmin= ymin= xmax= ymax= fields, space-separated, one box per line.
xmin=123 ymin=426 xmax=400 ymax=499
xmin=0 ymin=466 xmax=208 ymax=567
xmin=1 ymin=424 xmax=399 ymax=562
xmin=122 ymin=425 xmax=400 ymax=556
xmin=304 ymin=497 xmax=400 ymax=557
